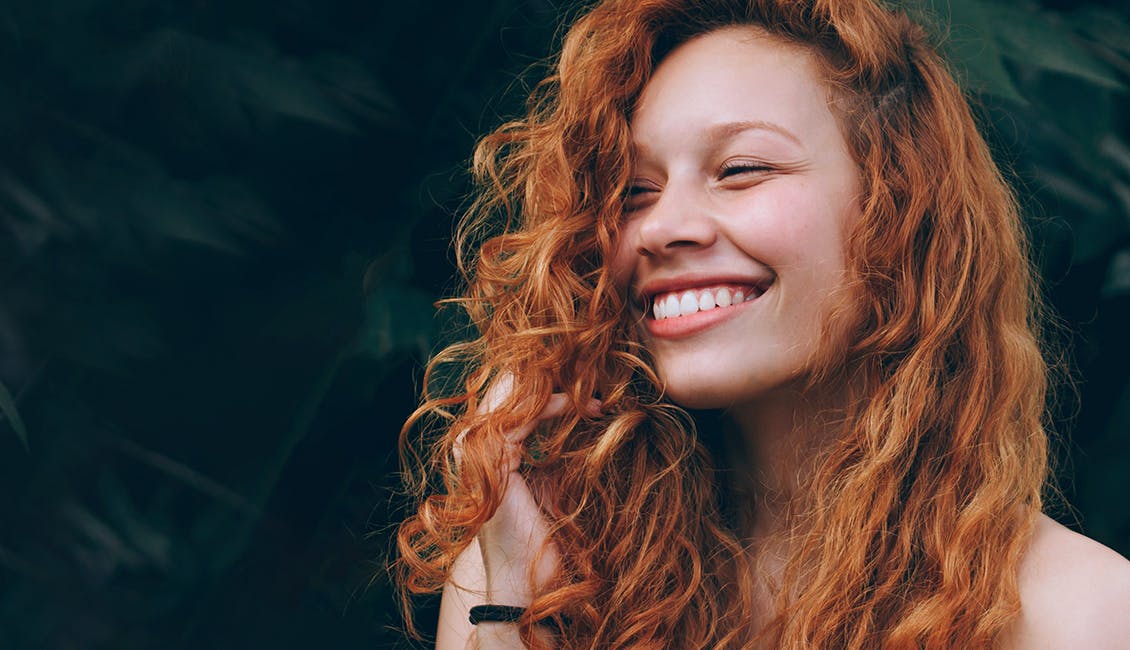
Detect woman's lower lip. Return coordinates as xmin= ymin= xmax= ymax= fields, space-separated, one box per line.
xmin=643 ymin=298 xmax=756 ymax=339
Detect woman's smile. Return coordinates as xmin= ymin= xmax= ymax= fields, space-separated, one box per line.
xmin=643 ymin=287 xmax=762 ymax=338
xmin=635 ymin=277 xmax=775 ymax=338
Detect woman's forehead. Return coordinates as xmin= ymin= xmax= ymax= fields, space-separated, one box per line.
xmin=629 ymin=28 xmax=844 ymax=159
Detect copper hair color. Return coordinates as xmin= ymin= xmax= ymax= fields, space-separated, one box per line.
xmin=395 ymin=0 xmax=1051 ymax=647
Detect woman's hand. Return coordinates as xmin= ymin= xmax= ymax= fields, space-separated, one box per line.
xmin=460 ymin=374 xmax=597 ymax=606
xmin=446 ymin=374 xmax=597 ymax=647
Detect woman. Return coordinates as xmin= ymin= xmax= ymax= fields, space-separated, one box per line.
xmin=397 ymin=0 xmax=1130 ymax=647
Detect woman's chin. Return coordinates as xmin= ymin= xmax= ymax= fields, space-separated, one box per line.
xmin=662 ymin=384 xmax=745 ymax=411
xmin=659 ymin=369 xmax=811 ymax=412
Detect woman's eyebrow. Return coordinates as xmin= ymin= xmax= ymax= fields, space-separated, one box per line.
xmin=629 ymin=119 xmax=804 ymax=164
xmin=704 ymin=120 xmax=803 ymax=148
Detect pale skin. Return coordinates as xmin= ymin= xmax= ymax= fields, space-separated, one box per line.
xmin=436 ymin=28 xmax=1130 ymax=649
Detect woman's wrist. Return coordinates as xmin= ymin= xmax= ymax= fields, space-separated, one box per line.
xmin=480 ymin=536 xmax=539 ymax=603
xmin=483 ymin=566 xmax=535 ymax=605
xmin=474 ymin=619 xmax=556 ymax=648
xmin=474 ymin=622 xmax=527 ymax=648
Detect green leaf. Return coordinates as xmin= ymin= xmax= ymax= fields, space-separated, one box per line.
xmin=922 ymin=0 xmax=1028 ymax=104
xmin=991 ymin=6 xmax=1125 ymax=91
xmin=1071 ymin=8 xmax=1130 ymax=58
xmin=1100 ymin=135 xmax=1130 ymax=182
xmin=1102 ymin=248 xmax=1130 ymax=298
xmin=356 ymin=285 xmax=437 ymax=361
xmin=0 ymin=381 xmax=29 ymax=451
xmin=1034 ymin=166 xmax=1125 ymax=263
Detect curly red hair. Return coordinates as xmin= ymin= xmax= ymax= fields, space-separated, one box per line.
xmin=395 ymin=0 xmax=1052 ymax=647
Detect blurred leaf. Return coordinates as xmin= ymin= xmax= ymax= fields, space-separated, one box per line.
xmin=98 ymin=470 xmax=173 ymax=571
xmin=22 ymin=134 xmax=280 ymax=258
xmin=1033 ymin=167 xmax=1122 ymax=262
xmin=306 ymin=53 xmax=399 ymax=125
xmin=1102 ymin=248 xmax=1130 ymax=297
xmin=992 ymin=5 xmax=1125 ymax=91
xmin=922 ymin=0 xmax=1027 ymax=103
xmin=1101 ymin=135 xmax=1130 ymax=182
xmin=1076 ymin=377 xmax=1130 ymax=546
xmin=356 ymin=285 xmax=437 ymax=362
xmin=108 ymin=436 xmax=261 ymax=518
xmin=1071 ymin=7 xmax=1130 ymax=57
xmin=49 ymin=299 xmax=165 ymax=373
xmin=160 ymin=29 xmax=360 ymax=132
xmin=0 ymin=380 xmax=28 ymax=451
xmin=0 ymin=172 xmax=66 ymax=257
xmin=1113 ymin=181 xmax=1130 ymax=227
xmin=1027 ymin=74 xmax=1116 ymax=159
xmin=1033 ymin=165 xmax=1109 ymax=215
xmin=128 ymin=175 xmax=279 ymax=255
xmin=62 ymin=501 xmax=146 ymax=575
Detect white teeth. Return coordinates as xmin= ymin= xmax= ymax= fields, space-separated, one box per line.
xmin=716 ymin=287 xmax=732 ymax=307
xmin=649 ymin=284 xmax=765 ymax=320
xmin=679 ymin=292 xmax=699 ymax=315
xmin=698 ymin=291 xmax=715 ymax=311
xmin=664 ymin=293 xmax=680 ymax=318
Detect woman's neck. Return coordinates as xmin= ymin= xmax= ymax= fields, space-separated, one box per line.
xmin=723 ymin=381 xmax=846 ymax=549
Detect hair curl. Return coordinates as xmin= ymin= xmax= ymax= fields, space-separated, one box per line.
xmin=395 ymin=0 xmax=1052 ymax=647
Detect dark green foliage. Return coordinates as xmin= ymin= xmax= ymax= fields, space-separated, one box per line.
xmin=0 ymin=0 xmax=1126 ymax=647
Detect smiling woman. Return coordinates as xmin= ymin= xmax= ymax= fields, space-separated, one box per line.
xmin=612 ymin=28 xmax=861 ymax=409
xmin=395 ymin=0 xmax=1130 ymax=648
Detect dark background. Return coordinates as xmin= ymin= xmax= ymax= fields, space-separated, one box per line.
xmin=0 ymin=0 xmax=1127 ymax=648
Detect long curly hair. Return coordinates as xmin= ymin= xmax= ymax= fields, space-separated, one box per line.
xmin=395 ymin=0 xmax=1052 ymax=647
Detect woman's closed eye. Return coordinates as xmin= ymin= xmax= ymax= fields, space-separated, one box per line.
xmin=623 ymin=183 xmax=660 ymax=211
xmin=718 ymin=160 xmax=774 ymax=179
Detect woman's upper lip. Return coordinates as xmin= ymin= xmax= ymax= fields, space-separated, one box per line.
xmin=634 ymin=271 xmax=776 ymax=304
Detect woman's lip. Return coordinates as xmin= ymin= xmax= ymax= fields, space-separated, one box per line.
xmin=641 ymin=291 xmax=760 ymax=339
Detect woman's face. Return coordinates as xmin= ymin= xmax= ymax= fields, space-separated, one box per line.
xmin=610 ymin=27 xmax=862 ymax=409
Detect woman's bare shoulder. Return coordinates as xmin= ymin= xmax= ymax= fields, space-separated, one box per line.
xmin=1004 ymin=513 xmax=1130 ymax=649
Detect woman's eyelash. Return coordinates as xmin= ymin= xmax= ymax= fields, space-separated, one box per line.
xmin=621 ymin=184 xmax=656 ymax=212
xmin=623 ymin=162 xmax=771 ymax=201
xmin=719 ymin=162 xmax=773 ymax=177
xmin=623 ymin=184 xmax=657 ymax=200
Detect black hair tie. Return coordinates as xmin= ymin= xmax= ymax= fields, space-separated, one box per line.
xmin=468 ymin=605 xmax=568 ymax=634
xmin=468 ymin=604 xmax=526 ymax=625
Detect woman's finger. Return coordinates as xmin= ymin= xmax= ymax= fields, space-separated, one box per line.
xmin=456 ymin=374 xmax=602 ymax=469
xmin=477 ymin=372 xmax=516 ymax=415
xmin=486 ymin=394 xmax=569 ymax=471
xmin=507 ymin=393 xmax=603 ymax=444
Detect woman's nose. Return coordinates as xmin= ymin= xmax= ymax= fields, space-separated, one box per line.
xmin=634 ymin=187 xmax=718 ymax=257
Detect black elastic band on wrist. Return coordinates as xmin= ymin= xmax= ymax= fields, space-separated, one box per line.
xmin=468 ymin=604 xmax=526 ymax=625
xmin=468 ymin=605 xmax=567 ymax=634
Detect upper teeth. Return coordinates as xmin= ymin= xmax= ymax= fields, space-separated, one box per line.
xmin=651 ymin=285 xmax=760 ymax=320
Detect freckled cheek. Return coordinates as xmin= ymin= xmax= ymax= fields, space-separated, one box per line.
xmin=729 ymin=191 xmax=849 ymax=263
xmin=728 ymin=211 xmax=822 ymax=264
